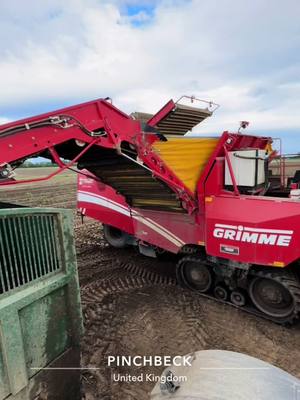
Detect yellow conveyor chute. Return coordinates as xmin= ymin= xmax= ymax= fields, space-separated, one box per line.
xmin=152 ymin=137 xmax=218 ymax=193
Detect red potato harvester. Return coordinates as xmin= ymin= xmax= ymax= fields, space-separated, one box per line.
xmin=0 ymin=95 xmax=299 ymax=324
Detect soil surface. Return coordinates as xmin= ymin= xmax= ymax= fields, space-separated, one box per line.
xmin=1 ymin=170 xmax=299 ymax=400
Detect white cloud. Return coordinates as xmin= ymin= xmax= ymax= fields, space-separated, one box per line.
xmin=0 ymin=117 xmax=10 ymax=125
xmin=0 ymin=0 xmax=299 ymax=145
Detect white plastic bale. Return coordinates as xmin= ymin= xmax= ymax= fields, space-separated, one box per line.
xmin=150 ymin=350 xmax=299 ymax=400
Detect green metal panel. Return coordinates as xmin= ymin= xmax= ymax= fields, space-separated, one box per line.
xmin=0 ymin=208 xmax=83 ymax=399
xmin=0 ymin=213 xmax=62 ymax=293
xmin=0 ymin=335 xmax=10 ymax=399
xmin=20 ymin=287 xmax=70 ymax=379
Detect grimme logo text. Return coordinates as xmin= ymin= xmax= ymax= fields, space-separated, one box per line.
xmin=213 ymin=224 xmax=293 ymax=247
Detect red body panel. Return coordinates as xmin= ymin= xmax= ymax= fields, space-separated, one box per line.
xmin=205 ymin=195 xmax=300 ymax=266
xmin=147 ymin=100 xmax=175 ymax=127
xmin=78 ymin=176 xmax=300 ymax=266
xmin=77 ymin=174 xmax=205 ymax=253
xmin=77 ymin=175 xmax=134 ymax=235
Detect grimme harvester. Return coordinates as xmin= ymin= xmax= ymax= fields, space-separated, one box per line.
xmin=0 ymin=96 xmax=300 ymax=324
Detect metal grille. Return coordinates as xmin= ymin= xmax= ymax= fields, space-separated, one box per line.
xmin=0 ymin=214 xmax=62 ymax=295
xmin=156 ymin=104 xmax=212 ymax=136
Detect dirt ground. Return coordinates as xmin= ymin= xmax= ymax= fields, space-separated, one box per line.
xmin=1 ymin=168 xmax=300 ymax=400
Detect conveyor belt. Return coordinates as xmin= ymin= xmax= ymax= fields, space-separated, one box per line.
xmin=79 ymin=152 xmax=185 ymax=213
xmin=155 ymin=104 xmax=212 ymax=136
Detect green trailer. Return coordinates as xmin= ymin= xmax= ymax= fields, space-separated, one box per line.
xmin=0 ymin=208 xmax=83 ymax=400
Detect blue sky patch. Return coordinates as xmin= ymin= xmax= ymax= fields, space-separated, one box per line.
xmin=124 ymin=2 xmax=156 ymax=26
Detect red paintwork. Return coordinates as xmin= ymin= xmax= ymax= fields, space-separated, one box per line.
xmin=205 ymin=195 xmax=300 ymax=266
xmin=0 ymin=98 xmax=197 ymax=210
xmin=2 ymin=138 xmax=101 ymax=186
xmin=77 ymin=174 xmax=135 ymax=235
xmin=0 ymin=97 xmax=299 ymax=268
xmin=78 ymin=174 xmax=300 ymax=266
xmin=77 ymin=174 xmax=204 ymax=253
xmin=147 ymin=99 xmax=175 ymax=127
xmin=0 ymin=99 xmax=140 ymax=163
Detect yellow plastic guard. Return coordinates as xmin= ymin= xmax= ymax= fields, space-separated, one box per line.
xmin=152 ymin=137 xmax=218 ymax=193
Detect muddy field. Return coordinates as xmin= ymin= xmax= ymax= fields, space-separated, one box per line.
xmin=1 ymin=168 xmax=300 ymax=400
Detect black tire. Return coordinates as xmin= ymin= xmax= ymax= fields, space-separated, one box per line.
xmin=176 ymin=256 xmax=213 ymax=293
xmin=249 ymin=270 xmax=300 ymax=320
xmin=103 ymin=224 xmax=129 ymax=248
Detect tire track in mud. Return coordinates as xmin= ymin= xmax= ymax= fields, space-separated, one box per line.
xmin=80 ymin=250 xmax=213 ymax=400
xmin=0 ymin=183 xmax=76 ymax=208
xmin=81 ymin=266 xmax=176 ymax=304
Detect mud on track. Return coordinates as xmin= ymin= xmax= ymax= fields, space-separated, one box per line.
xmin=0 ymin=173 xmax=299 ymax=400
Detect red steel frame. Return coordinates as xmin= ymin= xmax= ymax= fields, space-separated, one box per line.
xmin=0 ymin=98 xmax=299 ymax=270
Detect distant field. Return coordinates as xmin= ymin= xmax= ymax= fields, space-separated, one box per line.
xmin=0 ymin=167 xmax=76 ymax=192
xmin=13 ymin=167 xmax=75 ymax=181
xmin=0 ymin=167 xmax=77 ymax=208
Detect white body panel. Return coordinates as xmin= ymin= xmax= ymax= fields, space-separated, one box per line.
xmin=225 ymin=149 xmax=265 ymax=187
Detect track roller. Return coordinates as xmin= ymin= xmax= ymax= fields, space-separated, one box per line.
xmin=214 ymin=285 xmax=228 ymax=301
xmin=176 ymin=256 xmax=300 ymax=324
xmin=176 ymin=256 xmax=213 ymax=293
xmin=249 ymin=269 xmax=300 ymax=322
xmin=230 ymin=290 xmax=246 ymax=307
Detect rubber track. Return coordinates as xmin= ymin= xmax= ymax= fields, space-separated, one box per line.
xmin=177 ymin=256 xmax=300 ymax=326
xmin=249 ymin=269 xmax=300 ymax=324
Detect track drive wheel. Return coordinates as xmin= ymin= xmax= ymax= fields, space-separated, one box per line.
xmin=249 ymin=269 xmax=300 ymax=322
xmin=176 ymin=256 xmax=213 ymax=293
xmin=103 ymin=224 xmax=129 ymax=248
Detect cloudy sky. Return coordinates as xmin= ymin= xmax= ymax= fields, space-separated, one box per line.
xmin=0 ymin=0 xmax=299 ymax=152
